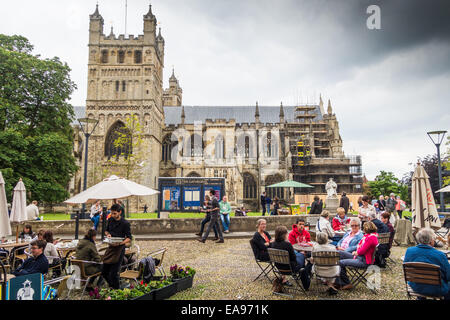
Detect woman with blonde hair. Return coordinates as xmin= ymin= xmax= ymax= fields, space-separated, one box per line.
xmin=251 ymin=219 xmax=273 ymax=261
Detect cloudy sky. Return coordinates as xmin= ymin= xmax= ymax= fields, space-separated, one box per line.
xmin=1 ymin=0 xmax=449 ymax=180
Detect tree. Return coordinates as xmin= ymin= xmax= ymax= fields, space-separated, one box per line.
xmin=0 ymin=34 xmax=78 ymax=204
xmin=367 ymin=171 xmax=409 ymax=204
xmin=443 ymin=136 xmax=450 ymax=186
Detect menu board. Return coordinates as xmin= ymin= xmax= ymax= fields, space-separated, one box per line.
xmin=183 ymin=186 xmax=202 ymax=208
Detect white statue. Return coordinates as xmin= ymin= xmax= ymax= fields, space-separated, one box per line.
xmin=325 ymin=178 xmax=338 ymax=199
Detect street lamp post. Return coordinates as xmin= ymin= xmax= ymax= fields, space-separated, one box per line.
xmin=76 ymin=117 xmax=99 ymax=239
xmin=427 ymin=130 xmax=447 ymax=213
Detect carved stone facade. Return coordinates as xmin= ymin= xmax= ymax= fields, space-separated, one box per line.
xmin=74 ymin=5 xmax=362 ymax=213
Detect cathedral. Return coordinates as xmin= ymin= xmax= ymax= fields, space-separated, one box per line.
xmin=71 ymin=5 xmax=363 ymax=212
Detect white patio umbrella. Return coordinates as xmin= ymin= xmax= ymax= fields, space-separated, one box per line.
xmin=0 ymin=171 xmax=12 ymax=238
xmin=64 ymin=175 xmax=159 ymax=205
xmin=10 ymin=178 xmax=28 ymax=241
xmin=411 ymin=164 xmax=441 ymax=231
xmin=435 ymin=185 xmax=450 ymax=193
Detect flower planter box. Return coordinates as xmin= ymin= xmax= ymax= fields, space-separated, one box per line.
xmin=153 ymin=282 xmax=177 ymax=300
xmin=132 ymin=291 xmax=154 ymax=300
xmin=174 ymin=275 xmax=194 ymax=292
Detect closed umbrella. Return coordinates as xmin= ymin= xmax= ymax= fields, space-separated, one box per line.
xmin=10 ymin=178 xmax=28 ymax=241
xmin=0 ymin=171 xmax=12 ymax=238
xmin=64 ymin=175 xmax=159 ymax=205
xmin=411 ymin=164 xmax=441 ymax=231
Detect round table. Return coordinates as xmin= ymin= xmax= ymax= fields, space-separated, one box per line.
xmin=293 ymin=242 xmax=315 ymax=252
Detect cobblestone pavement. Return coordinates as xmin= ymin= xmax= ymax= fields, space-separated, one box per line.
xmin=133 ymin=239 xmax=410 ymax=300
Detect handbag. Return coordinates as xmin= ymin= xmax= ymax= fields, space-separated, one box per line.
xmin=102 ymin=244 xmax=124 ymax=264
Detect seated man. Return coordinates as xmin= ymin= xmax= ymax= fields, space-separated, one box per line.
xmin=404 ymin=228 xmax=450 ymax=299
xmin=288 ymin=218 xmax=311 ymax=245
xmin=13 ymin=240 xmax=49 ymax=277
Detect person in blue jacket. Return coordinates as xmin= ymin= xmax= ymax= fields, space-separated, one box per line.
xmin=404 ymin=228 xmax=450 ymax=299
xmin=336 ymin=217 xmax=364 ymax=255
xmin=13 ymin=240 xmax=49 ymax=277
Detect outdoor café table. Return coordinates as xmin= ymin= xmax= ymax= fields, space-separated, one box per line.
xmin=293 ymin=242 xmax=316 ymax=252
xmin=334 ymin=230 xmax=347 ymax=237
xmin=0 ymin=242 xmax=31 ymax=250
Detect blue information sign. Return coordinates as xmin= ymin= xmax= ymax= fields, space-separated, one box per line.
xmin=7 ymin=273 xmax=43 ymax=300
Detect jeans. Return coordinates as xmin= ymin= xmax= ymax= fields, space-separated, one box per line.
xmin=266 ymin=204 xmax=271 ymax=215
xmin=102 ymin=246 xmax=125 ymax=289
xmin=91 ymin=215 xmax=100 ymax=230
xmin=330 ymin=236 xmax=343 ymax=246
xmin=220 ymin=213 xmax=230 ymax=232
xmin=295 ymin=251 xmax=306 ymax=269
xmin=202 ymin=214 xmax=223 ymax=241
xmin=338 ymin=252 xmax=368 ymax=285
xmin=200 ymin=215 xmax=218 ymax=237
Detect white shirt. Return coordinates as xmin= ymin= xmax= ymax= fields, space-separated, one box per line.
xmin=358 ymin=204 xmax=376 ymax=222
xmin=316 ymin=216 xmax=335 ymax=238
xmin=90 ymin=204 xmax=101 ymax=218
xmin=26 ymin=204 xmax=39 ymax=221
xmin=44 ymin=242 xmax=59 ymax=264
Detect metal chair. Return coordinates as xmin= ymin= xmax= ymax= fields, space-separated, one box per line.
xmin=346 ymin=248 xmax=378 ymax=293
xmin=66 ymin=258 xmax=103 ymax=299
xmin=402 ymin=262 xmax=445 ymax=300
xmin=120 ymin=261 xmax=144 ymax=285
xmin=148 ymin=248 xmax=167 ymax=277
xmin=311 ymin=250 xmax=340 ymax=294
xmin=267 ymin=248 xmax=307 ymax=298
xmin=249 ymin=239 xmax=273 ymax=283
xmin=11 ymin=245 xmax=29 ymax=270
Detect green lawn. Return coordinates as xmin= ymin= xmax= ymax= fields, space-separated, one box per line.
xmin=41 ymin=211 xmax=264 ymax=221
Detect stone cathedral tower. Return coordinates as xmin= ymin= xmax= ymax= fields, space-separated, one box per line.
xmin=83 ymin=5 xmax=165 ymax=211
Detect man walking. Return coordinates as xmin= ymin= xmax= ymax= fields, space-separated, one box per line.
xmin=339 ymin=192 xmax=350 ymax=214
xmin=198 ymin=189 xmax=224 ymax=243
xmin=260 ymin=192 xmax=267 ymax=216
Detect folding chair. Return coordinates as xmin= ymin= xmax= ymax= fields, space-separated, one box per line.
xmin=346 ymin=249 xmax=378 ymax=294
xmin=267 ymin=248 xmax=307 ymax=298
xmin=120 ymin=261 xmax=144 ymax=285
xmin=435 ymin=218 xmax=450 ymax=240
xmin=311 ymin=251 xmax=340 ymax=294
xmin=249 ymin=239 xmax=273 ymax=283
xmin=67 ymin=258 xmax=103 ymax=299
xmin=402 ymin=262 xmax=445 ymax=300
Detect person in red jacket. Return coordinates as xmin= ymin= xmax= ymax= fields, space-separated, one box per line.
xmin=288 ymin=218 xmax=311 ymax=245
xmin=332 ymin=207 xmax=351 ymax=231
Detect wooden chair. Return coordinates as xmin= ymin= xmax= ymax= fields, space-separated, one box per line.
xmin=11 ymin=245 xmax=29 ymax=270
xmin=267 ymin=248 xmax=306 ymax=298
xmin=67 ymin=258 xmax=103 ymax=299
xmin=311 ymin=251 xmax=340 ymax=294
xmin=376 ymin=233 xmax=393 ymax=271
xmin=120 ymin=261 xmax=144 ymax=285
xmin=402 ymin=262 xmax=445 ymax=300
xmin=249 ymin=239 xmax=273 ymax=283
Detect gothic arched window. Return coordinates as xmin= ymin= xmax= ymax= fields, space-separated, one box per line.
xmin=118 ymin=50 xmax=125 ymax=63
xmin=162 ymin=135 xmax=176 ymax=163
xmin=265 ymin=174 xmax=284 ymax=200
xmin=134 ymin=50 xmax=142 ymax=64
xmin=243 ymin=172 xmax=257 ymax=199
xmin=101 ymin=50 xmax=108 ymax=63
xmin=215 ymin=135 xmax=225 ymax=160
xmin=105 ymin=121 xmax=132 ymax=160
xmin=189 ymin=134 xmax=203 ymax=157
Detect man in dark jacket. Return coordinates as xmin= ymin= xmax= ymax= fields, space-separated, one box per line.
xmin=339 ymin=192 xmax=350 ymax=214
xmin=260 ymin=192 xmax=267 ymax=216
xmin=13 ymin=240 xmax=49 ymax=276
xmin=309 ymin=196 xmax=323 ymax=215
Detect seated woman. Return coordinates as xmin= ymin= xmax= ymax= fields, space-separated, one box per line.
xmin=251 ymin=219 xmax=273 ymax=261
xmin=337 ymin=221 xmax=379 ymax=290
xmin=331 ymin=207 xmax=351 ymax=245
xmin=19 ymin=225 xmax=36 ymax=240
xmin=316 ymin=210 xmax=335 ymax=240
xmin=271 ymin=226 xmax=311 ymax=290
xmin=404 ymin=228 xmax=450 ymax=299
xmin=75 ymin=229 xmax=103 ymax=289
xmin=336 ymin=217 xmax=364 ymax=254
xmin=312 ymin=232 xmax=340 ymax=295
xmin=43 ymin=230 xmax=63 ymax=277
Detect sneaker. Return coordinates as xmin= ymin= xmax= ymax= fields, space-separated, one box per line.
xmin=215 ymin=239 xmax=224 ymax=243
xmin=196 ymin=239 xmax=206 ymax=243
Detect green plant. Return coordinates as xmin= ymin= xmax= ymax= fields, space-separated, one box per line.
xmin=170 ymin=264 xmax=196 ymax=279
